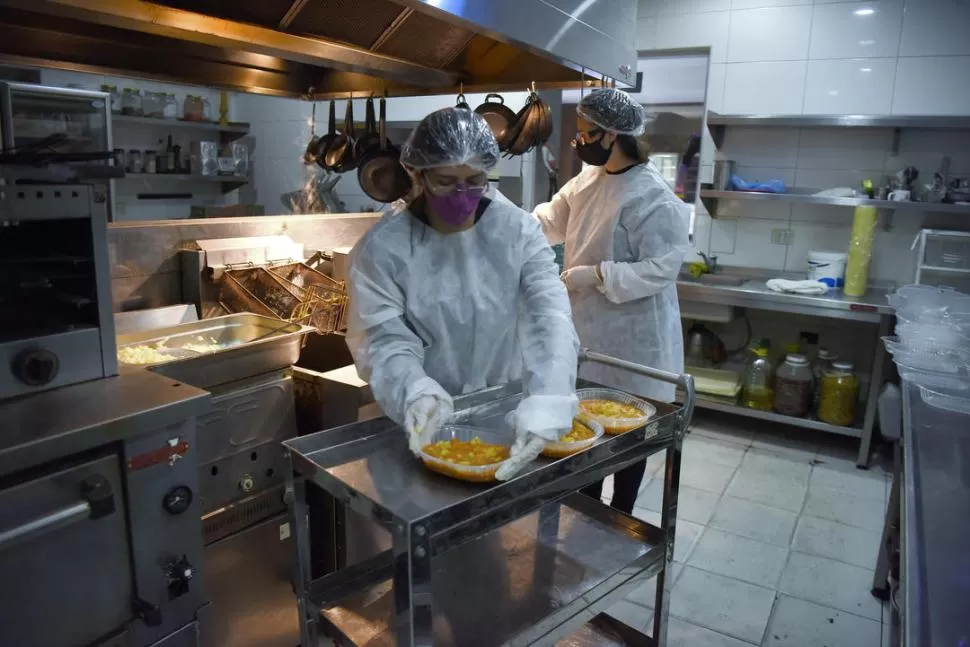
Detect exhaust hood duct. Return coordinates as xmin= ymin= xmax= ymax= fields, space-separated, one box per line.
xmin=0 ymin=0 xmax=637 ymax=98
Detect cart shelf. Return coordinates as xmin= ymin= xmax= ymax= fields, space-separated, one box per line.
xmin=316 ymin=496 xmax=664 ymax=647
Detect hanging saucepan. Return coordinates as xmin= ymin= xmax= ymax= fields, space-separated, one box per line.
xmin=303 ymin=103 xmax=319 ymax=165
xmin=354 ymin=96 xmax=382 ymax=160
xmin=536 ymin=99 xmax=554 ymax=146
xmin=324 ymin=98 xmax=358 ymax=173
xmin=357 ymin=95 xmax=411 ymax=203
xmin=506 ymin=96 xmax=541 ymax=157
xmin=455 ymin=92 xmax=470 ymax=110
xmin=314 ymin=99 xmax=338 ymax=170
xmin=474 ymin=93 xmax=518 ymax=151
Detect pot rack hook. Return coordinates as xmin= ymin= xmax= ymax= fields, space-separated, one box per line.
xmin=580 ymin=67 xmax=586 ymax=98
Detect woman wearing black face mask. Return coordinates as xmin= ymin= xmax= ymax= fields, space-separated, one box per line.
xmin=533 ymin=88 xmax=691 ymax=515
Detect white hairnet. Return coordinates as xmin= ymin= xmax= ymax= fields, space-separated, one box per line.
xmin=577 ymin=88 xmax=647 ymax=136
xmin=400 ymin=107 xmax=500 ymax=171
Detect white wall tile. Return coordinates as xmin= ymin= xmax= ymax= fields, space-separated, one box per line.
xmin=892 ymin=56 xmax=970 ymax=115
xmin=727 ymin=6 xmax=814 ymax=62
xmin=900 ymin=0 xmax=970 ymax=57
xmin=722 ymin=126 xmax=802 ymax=167
xmin=723 ymin=61 xmax=808 ymax=113
xmin=716 ymin=219 xmax=789 ymax=269
xmin=706 ymin=63 xmax=727 ymax=113
xmin=795 ymin=127 xmax=893 ymax=170
xmin=710 ymin=218 xmax=739 ymax=253
xmin=794 ymin=168 xmax=886 ymax=189
xmin=809 ymin=1 xmax=903 ymax=60
xmin=785 ymin=221 xmax=853 ymax=272
xmin=790 ymin=204 xmax=860 ymax=224
xmin=636 ymin=18 xmax=659 ymax=48
xmin=718 ymin=195 xmax=794 ymax=219
xmin=650 ymin=11 xmax=730 ymax=62
xmin=639 ymin=0 xmax=732 ymax=15
xmin=691 ymin=211 xmax=714 ymax=258
xmin=803 ymin=58 xmax=896 ymax=114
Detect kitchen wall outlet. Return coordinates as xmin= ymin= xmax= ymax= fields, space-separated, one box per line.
xmin=771 ymin=228 xmax=793 ymax=245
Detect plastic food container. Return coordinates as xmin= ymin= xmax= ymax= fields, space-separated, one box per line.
xmin=419 ymin=426 xmax=511 ymax=483
xmin=807 ymin=250 xmax=847 ymax=288
xmin=918 ymin=385 xmax=970 ymax=414
xmin=576 ymin=388 xmax=656 ymax=434
xmin=541 ymin=416 xmax=605 ymax=459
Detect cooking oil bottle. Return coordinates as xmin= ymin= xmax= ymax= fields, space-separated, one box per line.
xmin=742 ymin=342 xmax=775 ymax=411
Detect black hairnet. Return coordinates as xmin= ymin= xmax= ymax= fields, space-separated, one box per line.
xmin=400 ymin=107 xmax=500 ymax=171
xmin=577 ymin=88 xmax=647 ymax=136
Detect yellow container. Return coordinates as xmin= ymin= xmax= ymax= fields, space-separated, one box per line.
xmin=843 ymin=206 xmax=878 ymax=297
xmin=817 ymin=362 xmax=859 ymax=426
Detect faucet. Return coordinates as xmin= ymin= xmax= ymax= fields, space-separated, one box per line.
xmin=698 ymin=252 xmax=719 ymax=274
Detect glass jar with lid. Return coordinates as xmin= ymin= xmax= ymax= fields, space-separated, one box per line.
xmin=144 ymin=91 xmax=165 ymax=118
xmin=121 ymin=88 xmax=142 ymax=116
xmin=818 ymin=362 xmax=859 ymax=426
xmin=163 ymin=93 xmax=179 ymax=119
xmin=774 ymin=354 xmax=813 ymax=417
xmin=127 ymin=149 xmax=143 ymax=173
xmin=742 ymin=344 xmax=774 ymax=411
xmin=183 ymin=94 xmax=204 ymax=122
xmin=144 ymin=150 xmax=157 ymax=174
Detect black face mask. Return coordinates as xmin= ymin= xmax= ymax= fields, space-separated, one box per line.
xmin=575 ymin=136 xmax=613 ymax=166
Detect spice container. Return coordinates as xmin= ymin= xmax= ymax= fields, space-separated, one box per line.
xmin=817 ymin=362 xmax=859 ymax=426
xmin=144 ymin=150 xmax=156 ymax=174
xmin=742 ymin=344 xmax=774 ymax=411
xmin=120 ymin=88 xmax=142 ymax=116
xmin=112 ymin=148 xmax=126 ymax=170
xmin=127 ymin=149 xmax=143 ymax=173
xmin=143 ymin=91 xmax=163 ymax=118
xmin=774 ymin=354 xmax=813 ymax=417
xmin=183 ymin=94 xmax=205 ymax=121
xmin=163 ymin=93 xmax=179 ymax=119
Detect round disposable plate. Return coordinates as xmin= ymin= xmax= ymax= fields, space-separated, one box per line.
xmin=541 ymin=416 xmax=605 ymax=459
xmin=576 ymin=388 xmax=657 ymax=435
xmin=419 ymin=426 xmax=512 ymax=483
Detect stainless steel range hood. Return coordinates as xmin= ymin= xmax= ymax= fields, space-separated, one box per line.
xmin=0 ymin=0 xmax=637 ymax=98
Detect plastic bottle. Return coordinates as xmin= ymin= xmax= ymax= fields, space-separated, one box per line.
xmin=742 ymin=345 xmax=775 ymax=411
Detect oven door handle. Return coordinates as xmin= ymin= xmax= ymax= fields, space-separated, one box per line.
xmin=0 ymin=475 xmax=115 ymax=553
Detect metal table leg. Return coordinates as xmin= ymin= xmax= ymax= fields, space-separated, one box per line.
xmin=652 ymin=433 xmax=684 ymax=643
xmin=285 ymin=465 xmax=318 ymax=647
xmin=857 ymin=314 xmax=891 ymax=467
xmin=393 ymin=522 xmax=434 ymax=646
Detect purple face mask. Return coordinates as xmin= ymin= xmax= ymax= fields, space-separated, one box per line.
xmin=425 ymin=187 xmax=486 ymax=226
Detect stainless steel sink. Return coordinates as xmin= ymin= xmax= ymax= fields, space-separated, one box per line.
xmin=678 ymin=272 xmax=745 ymax=287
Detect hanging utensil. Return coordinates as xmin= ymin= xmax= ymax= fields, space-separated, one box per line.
xmin=353 ymin=96 xmax=382 ymax=161
xmin=303 ymin=103 xmax=319 ymax=165
xmin=357 ymin=93 xmax=411 ymax=203
xmin=474 ymin=93 xmax=518 ymax=151
xmin=324 ymin=97 xmax=358 ymax=173
xmin=314 ymin=99 xmax=338 ymax=170
xmin=455 ymin=83 xmax=470 ymax=110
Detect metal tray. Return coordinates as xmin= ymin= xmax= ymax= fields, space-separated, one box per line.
xmin=116 ymin=313 xmax=313 ymax=389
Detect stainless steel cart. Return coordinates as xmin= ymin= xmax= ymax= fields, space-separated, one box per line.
xmin=283 ymin=350 xmax=696 ymax=646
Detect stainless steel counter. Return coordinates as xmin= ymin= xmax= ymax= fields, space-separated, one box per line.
xmin=900 ymin=380 xmax=970 ymax=647
xmin=677 ymin=271 xmax=893 ymax=323
xmin=0 ymin=370 xmax=210 ymax=478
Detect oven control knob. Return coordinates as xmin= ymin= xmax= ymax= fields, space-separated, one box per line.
xmin=165 ymin=556 xmax=194 ymax=598
xmin=12 ymin=349 xmax=59 ymax=386
xmin=239 ymin=474 xmax=255 ymax=493
xmin=162 ymin=485 xmax=193 ymax=515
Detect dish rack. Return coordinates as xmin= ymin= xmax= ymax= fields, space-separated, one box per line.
xmin=913 ymin=229 xmax=970 ymax=291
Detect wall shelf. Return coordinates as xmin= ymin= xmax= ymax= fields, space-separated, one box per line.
xmin=706 ymin=112 xmax=970 ymax=152
xmin=120 ymin=172 xmax=247 ymax=193
xmin=113 ymin=115 xmax=250 ymax=140
xmin=700 ymin=189 xmax=970 ymax=218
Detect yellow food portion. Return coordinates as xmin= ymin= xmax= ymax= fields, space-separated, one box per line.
xmin=117 ymin=345 xmax=173 ymax=365
xmin=560 ymin=420 xmax=596 ymax=443
xmin=580 ymin=399 xmax=644 ymax=420
xmin=422 ymin=437 xmax=510 ymax=466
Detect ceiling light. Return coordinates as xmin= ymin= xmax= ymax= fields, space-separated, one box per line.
xmin=859 ymin=39 xmax=875 ymax=46
xmin=854 ymin=8 xmax=875 ymax=15
xmin=860 ymin=67 xmax=873 ymax=72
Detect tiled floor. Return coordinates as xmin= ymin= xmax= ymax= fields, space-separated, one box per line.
xmin=605 ymin=410 xmax=892 ymax=646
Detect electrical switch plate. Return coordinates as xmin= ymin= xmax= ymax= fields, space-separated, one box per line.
xmin=771 ymin=228 xmax=793 ymax=245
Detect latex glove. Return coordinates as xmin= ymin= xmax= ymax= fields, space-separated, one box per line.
xmin=560 ymin=265 xmax=601 ymax=291
xmin=495 ymin=410 xmax=566 ymax=481
xmin=403 ymin=395 xmax=453 ymax=456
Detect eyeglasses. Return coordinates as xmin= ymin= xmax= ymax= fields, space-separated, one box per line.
xmin=422 ymin=171 xmax=489 ymax=196
xmin=572 ymin=128 xmax=604 ymax=148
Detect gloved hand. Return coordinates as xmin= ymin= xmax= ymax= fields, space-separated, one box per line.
xmin=403 ymin=394 xmax=453 ymax=456
xmin=495 ymin=410 xmax=567 ymax=481
xmin=560 ymin=265 xmax=602 ymax=291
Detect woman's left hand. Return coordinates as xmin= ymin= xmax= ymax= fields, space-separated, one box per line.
xmin=560 ymin=265 xmax=602 ymax=291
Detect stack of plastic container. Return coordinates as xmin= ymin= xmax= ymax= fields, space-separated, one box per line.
xmin=883 ymin=285 xmax=970 ymax=413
